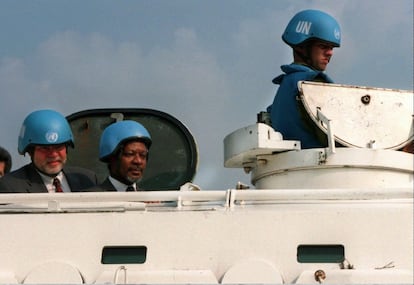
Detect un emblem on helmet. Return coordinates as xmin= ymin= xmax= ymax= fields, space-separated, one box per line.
xmin=45 ymin=132 xmax=59 ymax=143
xmin=334 ymin=29 xmax=340 ymax=40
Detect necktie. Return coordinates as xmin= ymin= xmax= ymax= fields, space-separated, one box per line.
xmin=126 ymin=185 xmax=135 ymax=192
xmin=53 ymin=177 xmax=63 ymax=193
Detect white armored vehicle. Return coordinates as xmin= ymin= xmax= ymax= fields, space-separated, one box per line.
xmin=0 ymin=81 xmax=412 ymax=284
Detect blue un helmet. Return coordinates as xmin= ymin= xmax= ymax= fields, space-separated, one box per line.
xmin=282 ymin=9 xmax=341 ymax=47
xmin=99 ymin=120 xmax=152 ymax=162
xmin=18 ymin=109 xmax=74 ymax=155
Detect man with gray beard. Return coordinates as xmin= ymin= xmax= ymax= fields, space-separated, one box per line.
xmin=0 ymin=109 xmax=97 ymax=193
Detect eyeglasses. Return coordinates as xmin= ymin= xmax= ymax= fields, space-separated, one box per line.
xmin=35 ymin=144 xmax=67 ymax=153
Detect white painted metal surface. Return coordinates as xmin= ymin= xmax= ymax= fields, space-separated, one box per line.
xmin=298 ymin=81 xmax=413 ymax=150
xmin=251 ymin=148 xmax=413 ymax=189
xmin=223 ymin=123 xmax=300 ymax=168
xmin=0 ymin=190 xmax=412 ymax=284
xmin=224 ymin=123 xmax=413 ymax=189
xmin=0 ymin=83 xmax=413 ymax=284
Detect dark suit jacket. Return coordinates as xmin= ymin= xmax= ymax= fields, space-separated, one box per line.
xmin=86 ymin=177 xmax=116 ymax=192
xmin=0 ymin=163 xmax=98 ymax=193
xmin=86 ymin=178 xmax=141 ymax=192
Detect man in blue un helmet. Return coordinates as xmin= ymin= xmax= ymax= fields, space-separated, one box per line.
xmin=0 ymin=109 xmax=98 ymax=193
xmin=87 ymin=120 xmax=151 ymax=192
xmin=267 ymin=9 xmax=341 ymax=148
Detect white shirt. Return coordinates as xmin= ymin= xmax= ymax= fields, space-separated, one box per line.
xmin=108 ymin=176 xmax=137 ymax=192
xmin=38 ymin=171 xmax=70 ymax=193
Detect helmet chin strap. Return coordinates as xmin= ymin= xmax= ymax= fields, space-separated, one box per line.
xmin=294 ymin=50 xmax=312 ymax=68
xmin=294 ymin=49 xmax=309 ymax=64
xmin=293 ymin=45 xmax=323 ymax=71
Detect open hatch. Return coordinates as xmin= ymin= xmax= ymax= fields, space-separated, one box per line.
xmin=298 ymin=81 xmax=413 ymax=150
xmin=66 ymin=108 xmax=198 ymax=190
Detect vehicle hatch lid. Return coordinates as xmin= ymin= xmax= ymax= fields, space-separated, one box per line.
xmin=298 ymin=81 xmax=413 ymax=149
xmin=66 ymin=108 xmax=198 ymax=190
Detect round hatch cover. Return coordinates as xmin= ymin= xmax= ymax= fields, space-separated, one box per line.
xmin=66 ymin=108 xmax=198 ymax=190
xmin=299 ymin=81 xmax=413 ymax=149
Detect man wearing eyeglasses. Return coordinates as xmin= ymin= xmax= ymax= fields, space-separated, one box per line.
xmin=0 ymin=109 xmax=98 ymax=193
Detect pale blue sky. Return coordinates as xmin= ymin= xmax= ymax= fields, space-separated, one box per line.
xmin=1 ymin=0 xmax=412 ymax=189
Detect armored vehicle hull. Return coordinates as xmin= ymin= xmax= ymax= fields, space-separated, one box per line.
xmin=0 ymin=82 xmax=412 ymax=284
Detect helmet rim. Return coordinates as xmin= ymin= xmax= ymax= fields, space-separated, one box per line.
xmin=282 ymin=9 xmax=341 ymax=48
xmin=18 ymin=109 xmax=74 ymax=155
xmin=99 ymin=120 xmax=152 ymax=162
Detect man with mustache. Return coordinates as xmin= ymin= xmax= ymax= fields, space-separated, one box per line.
xmin=0 ymin=109 xmax=98 ymax=193
xmin=266 ymin=9 xmax=341 ymax=148
xmin=89 ymin=120 xmax=151 ymax=192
